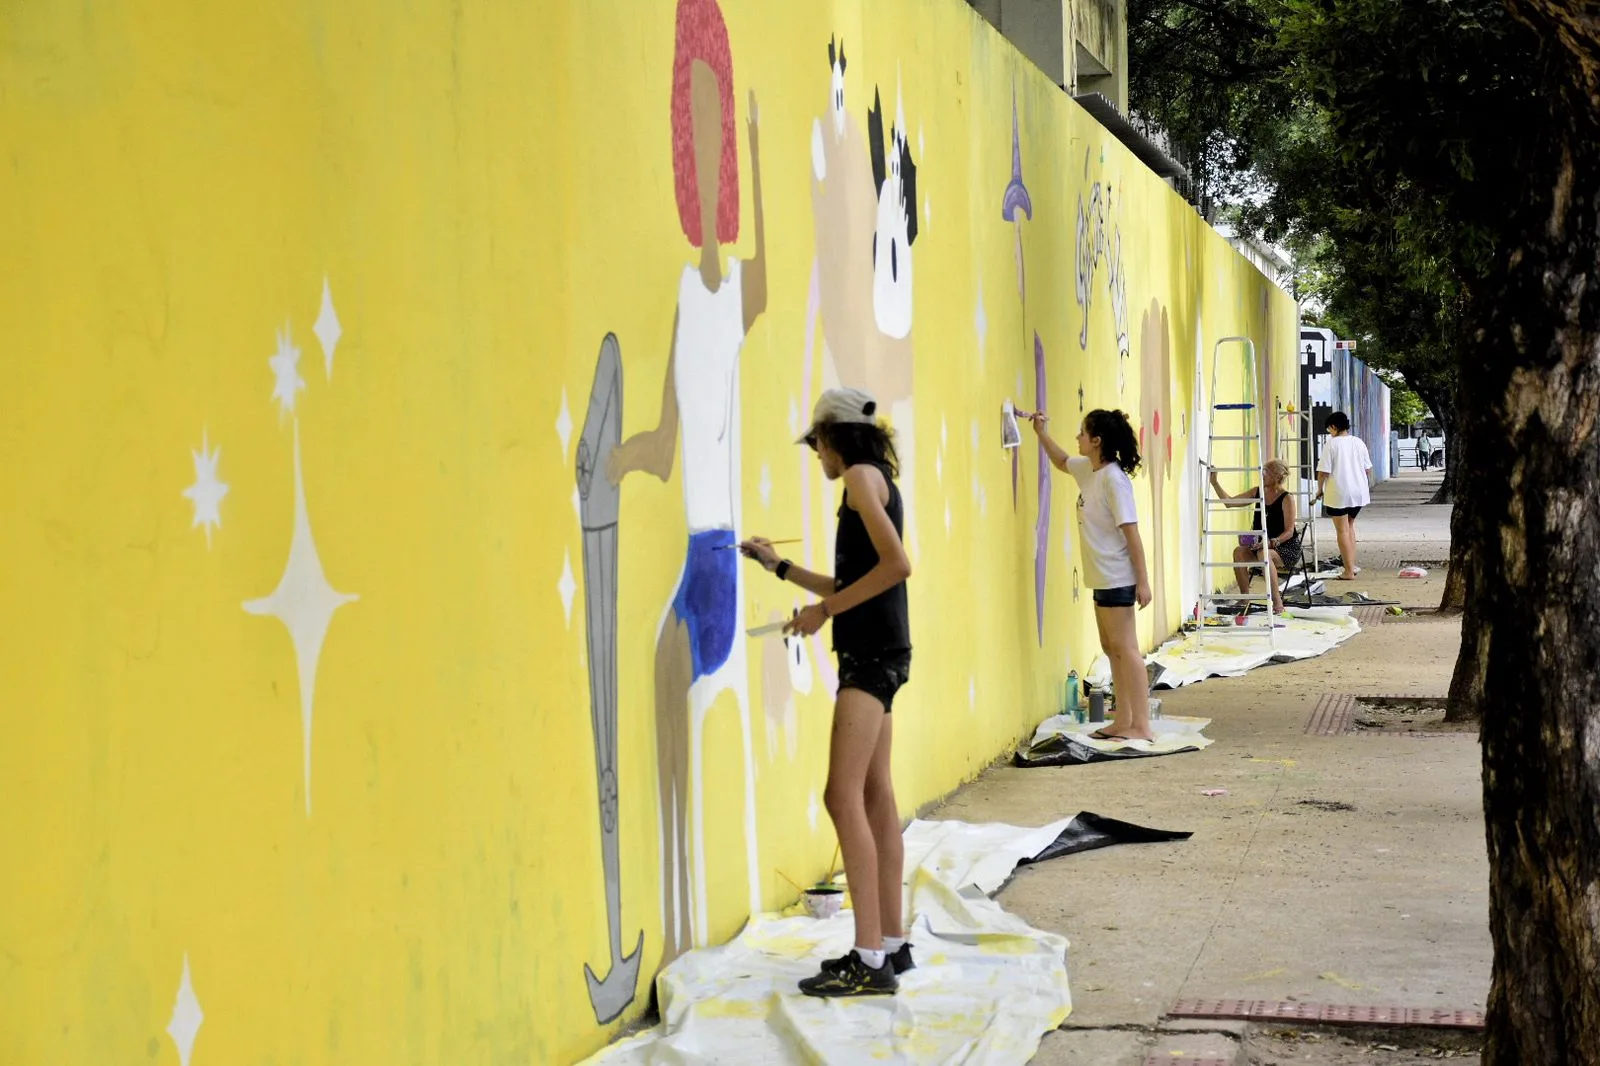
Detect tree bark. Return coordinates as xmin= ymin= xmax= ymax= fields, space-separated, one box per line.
xmin=1460 ymin=8 xmax=1600 ymax=1056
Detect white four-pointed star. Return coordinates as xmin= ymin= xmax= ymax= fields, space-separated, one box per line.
xmin=558 ymin=550 xmax=577 ymax=627
xmin=269 ymin=323 xmax=305 ymax=420
xmin=974 ymin=282 xmax=988 ymax=367
xmin=759 ymin=464 xmax=773 ymax=508
xmin=182 ymin=429 xmax=229 ymax=549
xmin=968 ymin=677 xmax=976 ymax=712
xmin=166 ymin=955 xmax=204 ymax=1066
xmin=807 ymin=789 xmax=820 ymax=832
xmin=243 ymin=423 xmax=359 ymax=816
xmin=556 ymin=390 xmax=573 ymax=459
xmin=314 ymin=278 xmax=341 ymax=380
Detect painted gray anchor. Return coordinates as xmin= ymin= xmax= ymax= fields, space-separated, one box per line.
xmin=577 ymin=333 xmax=644 ymax=1024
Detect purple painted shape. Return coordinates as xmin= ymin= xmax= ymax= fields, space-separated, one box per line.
xmin=1034 ymin=332 xmax=1050 ymax=645
xmin=1001 ymin=88 xmax=1033 ymax=222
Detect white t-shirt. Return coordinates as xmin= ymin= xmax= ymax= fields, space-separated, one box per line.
xmin=1317 ymin=434 xmax=1373 ymax=510
xmin=1067 ymin=456 xmax=1139 ymax=588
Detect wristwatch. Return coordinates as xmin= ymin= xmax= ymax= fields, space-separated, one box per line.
xmin=775 ymin=559 xmax=791 ymax=581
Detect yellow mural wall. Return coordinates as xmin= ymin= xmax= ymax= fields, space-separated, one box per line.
xmin=0 ymin=1 xmax=1297 ymax=1063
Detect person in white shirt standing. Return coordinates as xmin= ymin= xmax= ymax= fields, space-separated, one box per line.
xmin=1030 ymin=408 xmax=1155 ymax=743
xmin=1314 ymin=411 xmax=1373 ymax=581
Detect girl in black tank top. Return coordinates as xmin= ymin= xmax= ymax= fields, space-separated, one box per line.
xmin=739 ymin=387 xmax=913 ymax=997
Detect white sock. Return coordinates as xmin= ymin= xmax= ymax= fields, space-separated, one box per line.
xmin=855 ymin=947 xmax=887 ymax=970
xmin=884 ymin=936 xmax=907 ymax=953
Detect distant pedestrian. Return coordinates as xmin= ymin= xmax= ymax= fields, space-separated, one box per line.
xmin=1315 ymin=412 xmax=1372 ymax=580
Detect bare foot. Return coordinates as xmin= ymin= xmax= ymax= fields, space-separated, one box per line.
xmin=1092 ymin=724 xmax=1156 ymax=742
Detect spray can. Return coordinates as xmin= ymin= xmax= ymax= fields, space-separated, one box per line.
xmin=1088 ymin=687 xmax=1106 ymax=723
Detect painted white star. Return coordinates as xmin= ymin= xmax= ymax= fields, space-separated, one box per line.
xmin=558 ymin=550 xmax=577 ymax=627
xmin=968 ymin=677 xmax=976 ymax=712
xmin=944 ymin=502 xmax=952 ymax=537
xmin=268 ymin=323 xmax=305 ymax=420
xmin=941 ymin=415 xmax=949 ymax=452
xmin=759 ymin=464 xmax=773 ymax=508
xmin=924 ymin=197 xmax=932 ymax=223
xmin=788 ymin=398 xmax=800 ymax=437
xmin=975 ymin=283 xmax=988 ymax=365
xmin=556 ymin=390 xmax=573 ymax=460
xmin=313 ymin=277 xmax=341 ymax=380
xmin=166 ymin=955 xmax=203 ymax=1066
xmin=807 ymin=789 xmax=820 ymax=832
xmin=935 ymin=450 xmax=943 ymax=485
xmin=182 ymin=429 xmax=229 ymax=549
xmin=243 ymin=423 xmax=359 ymax=816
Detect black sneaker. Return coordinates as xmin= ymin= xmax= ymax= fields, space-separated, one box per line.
xmin=820 ymin=942 xmax=916 ymax=976
xmin=798 ymin=950 xmax=898 ymax=997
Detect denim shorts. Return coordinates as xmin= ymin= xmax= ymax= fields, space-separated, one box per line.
xmin=836 ymin=650 xmax=913 ymax=712
xmin=1092 ymin=585 xmax=1137 ymax=608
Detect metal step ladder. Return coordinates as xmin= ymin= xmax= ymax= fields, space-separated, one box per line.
xmin=1198 ymin=337 xmax=1276 ymax=648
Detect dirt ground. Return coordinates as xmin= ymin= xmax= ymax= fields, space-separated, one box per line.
xmin=1245 ymin=1025 xmax=1483 ymax=1064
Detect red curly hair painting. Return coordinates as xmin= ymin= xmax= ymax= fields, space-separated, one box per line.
xmin=671 ymin=0 xmax=739 ymax=247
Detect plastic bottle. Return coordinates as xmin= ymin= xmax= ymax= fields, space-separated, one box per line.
xmin=1066 ymin=670 xmax=1081 ymax=719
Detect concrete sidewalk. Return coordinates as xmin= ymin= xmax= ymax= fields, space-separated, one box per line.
xmin=934 ymin=472 xmax=1488 ymax=1065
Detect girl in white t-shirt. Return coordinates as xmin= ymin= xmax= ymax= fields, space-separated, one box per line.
xmin=1314 ymin=411 xmax=1373 ymax=581
xmin=1030 ymin=409 xmax=1154 ymax=742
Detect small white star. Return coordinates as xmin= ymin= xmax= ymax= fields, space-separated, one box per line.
xmin=182 ymin=429 xmax=229 ymax=549
xmin=166 ymin=955 xmax=204 ymax=1066
xmin=944 ymin=502 xmax=952 ymax=537
xmin=924 ymin=197 xmax=932 ymax=223
xmin=556 ymin=390 xmax=574 ymax=459
xmin=759 ymin=464 xmax=773 ymax=508
xmin=313 ymin=277 xmax=341 ymax=380
xmin=558 ymin=550 xmax=577 ymax=627
xmin=268 ymin=323 xmax=305 ymax=420
xmin=941 ymin=416 xmax=949 ymax=452
xmin=807 ymin=789 xmax=820 ymax=832
xmin=243 ymin=422 xmax=358 ymax=816
xmin=788 ymin=398 xmax=800 ymax=437
xmin=968 ymin=677 xmax=976 ymax=711
xmin=935 ymin=451 xmax=943 ymax=485
xmin=975 ymin=283 xmax=988 ymax=366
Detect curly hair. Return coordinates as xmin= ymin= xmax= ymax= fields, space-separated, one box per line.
xmin=1084 ymin=409 xmax=1142 ymax=475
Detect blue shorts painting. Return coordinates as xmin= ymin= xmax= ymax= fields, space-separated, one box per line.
xmin=672 ymin=528 xmax=738 ymax=681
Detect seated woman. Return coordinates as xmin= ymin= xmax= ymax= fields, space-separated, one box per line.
xmin=1209 ymin=458 xmax=1302 ymax=613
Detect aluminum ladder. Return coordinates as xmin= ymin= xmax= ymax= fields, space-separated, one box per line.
xmin=1198 ymin=337 xmax=1276 ymax=648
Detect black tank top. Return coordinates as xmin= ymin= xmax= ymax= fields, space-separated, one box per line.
xmin=1251 ymin=487 xmax=1288 ymax=539
xmin=832 ymin=464 xmax=912 ymax=655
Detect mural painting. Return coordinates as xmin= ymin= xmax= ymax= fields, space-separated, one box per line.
xmin=1138 ymin=301 xmax=1173 ymax=628
xmin=1075 ymin=147 xmax=1131 ymax=392
xmin=576 ymin=334 xmax=644 ymax=1023
xmin=1001 ymin=90 xmax=1051 ymax=644
xmin=604 ymin=0 xmax=766 ymax=965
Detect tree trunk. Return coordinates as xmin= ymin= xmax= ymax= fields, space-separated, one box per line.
xmin=1457 ymin=9 xmax=1600 ymax=1054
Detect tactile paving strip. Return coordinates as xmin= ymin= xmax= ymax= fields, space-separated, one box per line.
xmin=1304 ymin=693 xmax=1356 ymax=735
xmin=1167 ymin=998 xmax=1484 ymax=1030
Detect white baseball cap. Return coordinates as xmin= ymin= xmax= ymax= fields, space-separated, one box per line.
xmin=797 ymin=387 xmax=880 ymax=443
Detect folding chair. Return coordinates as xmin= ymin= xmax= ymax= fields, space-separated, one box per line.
xmin=1278 ymin=521 xmax=1317 ymax=609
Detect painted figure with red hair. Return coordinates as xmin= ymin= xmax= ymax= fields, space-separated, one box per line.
xmin=607 ymin=0 xmax=767 ymax=966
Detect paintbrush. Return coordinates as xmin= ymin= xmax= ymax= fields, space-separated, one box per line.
xmin=717 ymin=538 xmax=801 ymax=550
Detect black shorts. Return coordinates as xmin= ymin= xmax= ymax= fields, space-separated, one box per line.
xmin=1092 ymin=585 xmax=1137 ymax=608
xmin=1324 ymin=505 xmax=1363 ymax=519
xmin=836 ymin=649 xmax=912 ymax=712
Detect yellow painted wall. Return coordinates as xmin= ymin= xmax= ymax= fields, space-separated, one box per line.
xmin=0 ymin=1 xmax=1297 ymax=1063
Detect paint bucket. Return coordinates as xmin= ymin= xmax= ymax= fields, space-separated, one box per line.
xmin=803 ymin=886 xmax=843 ymax=919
